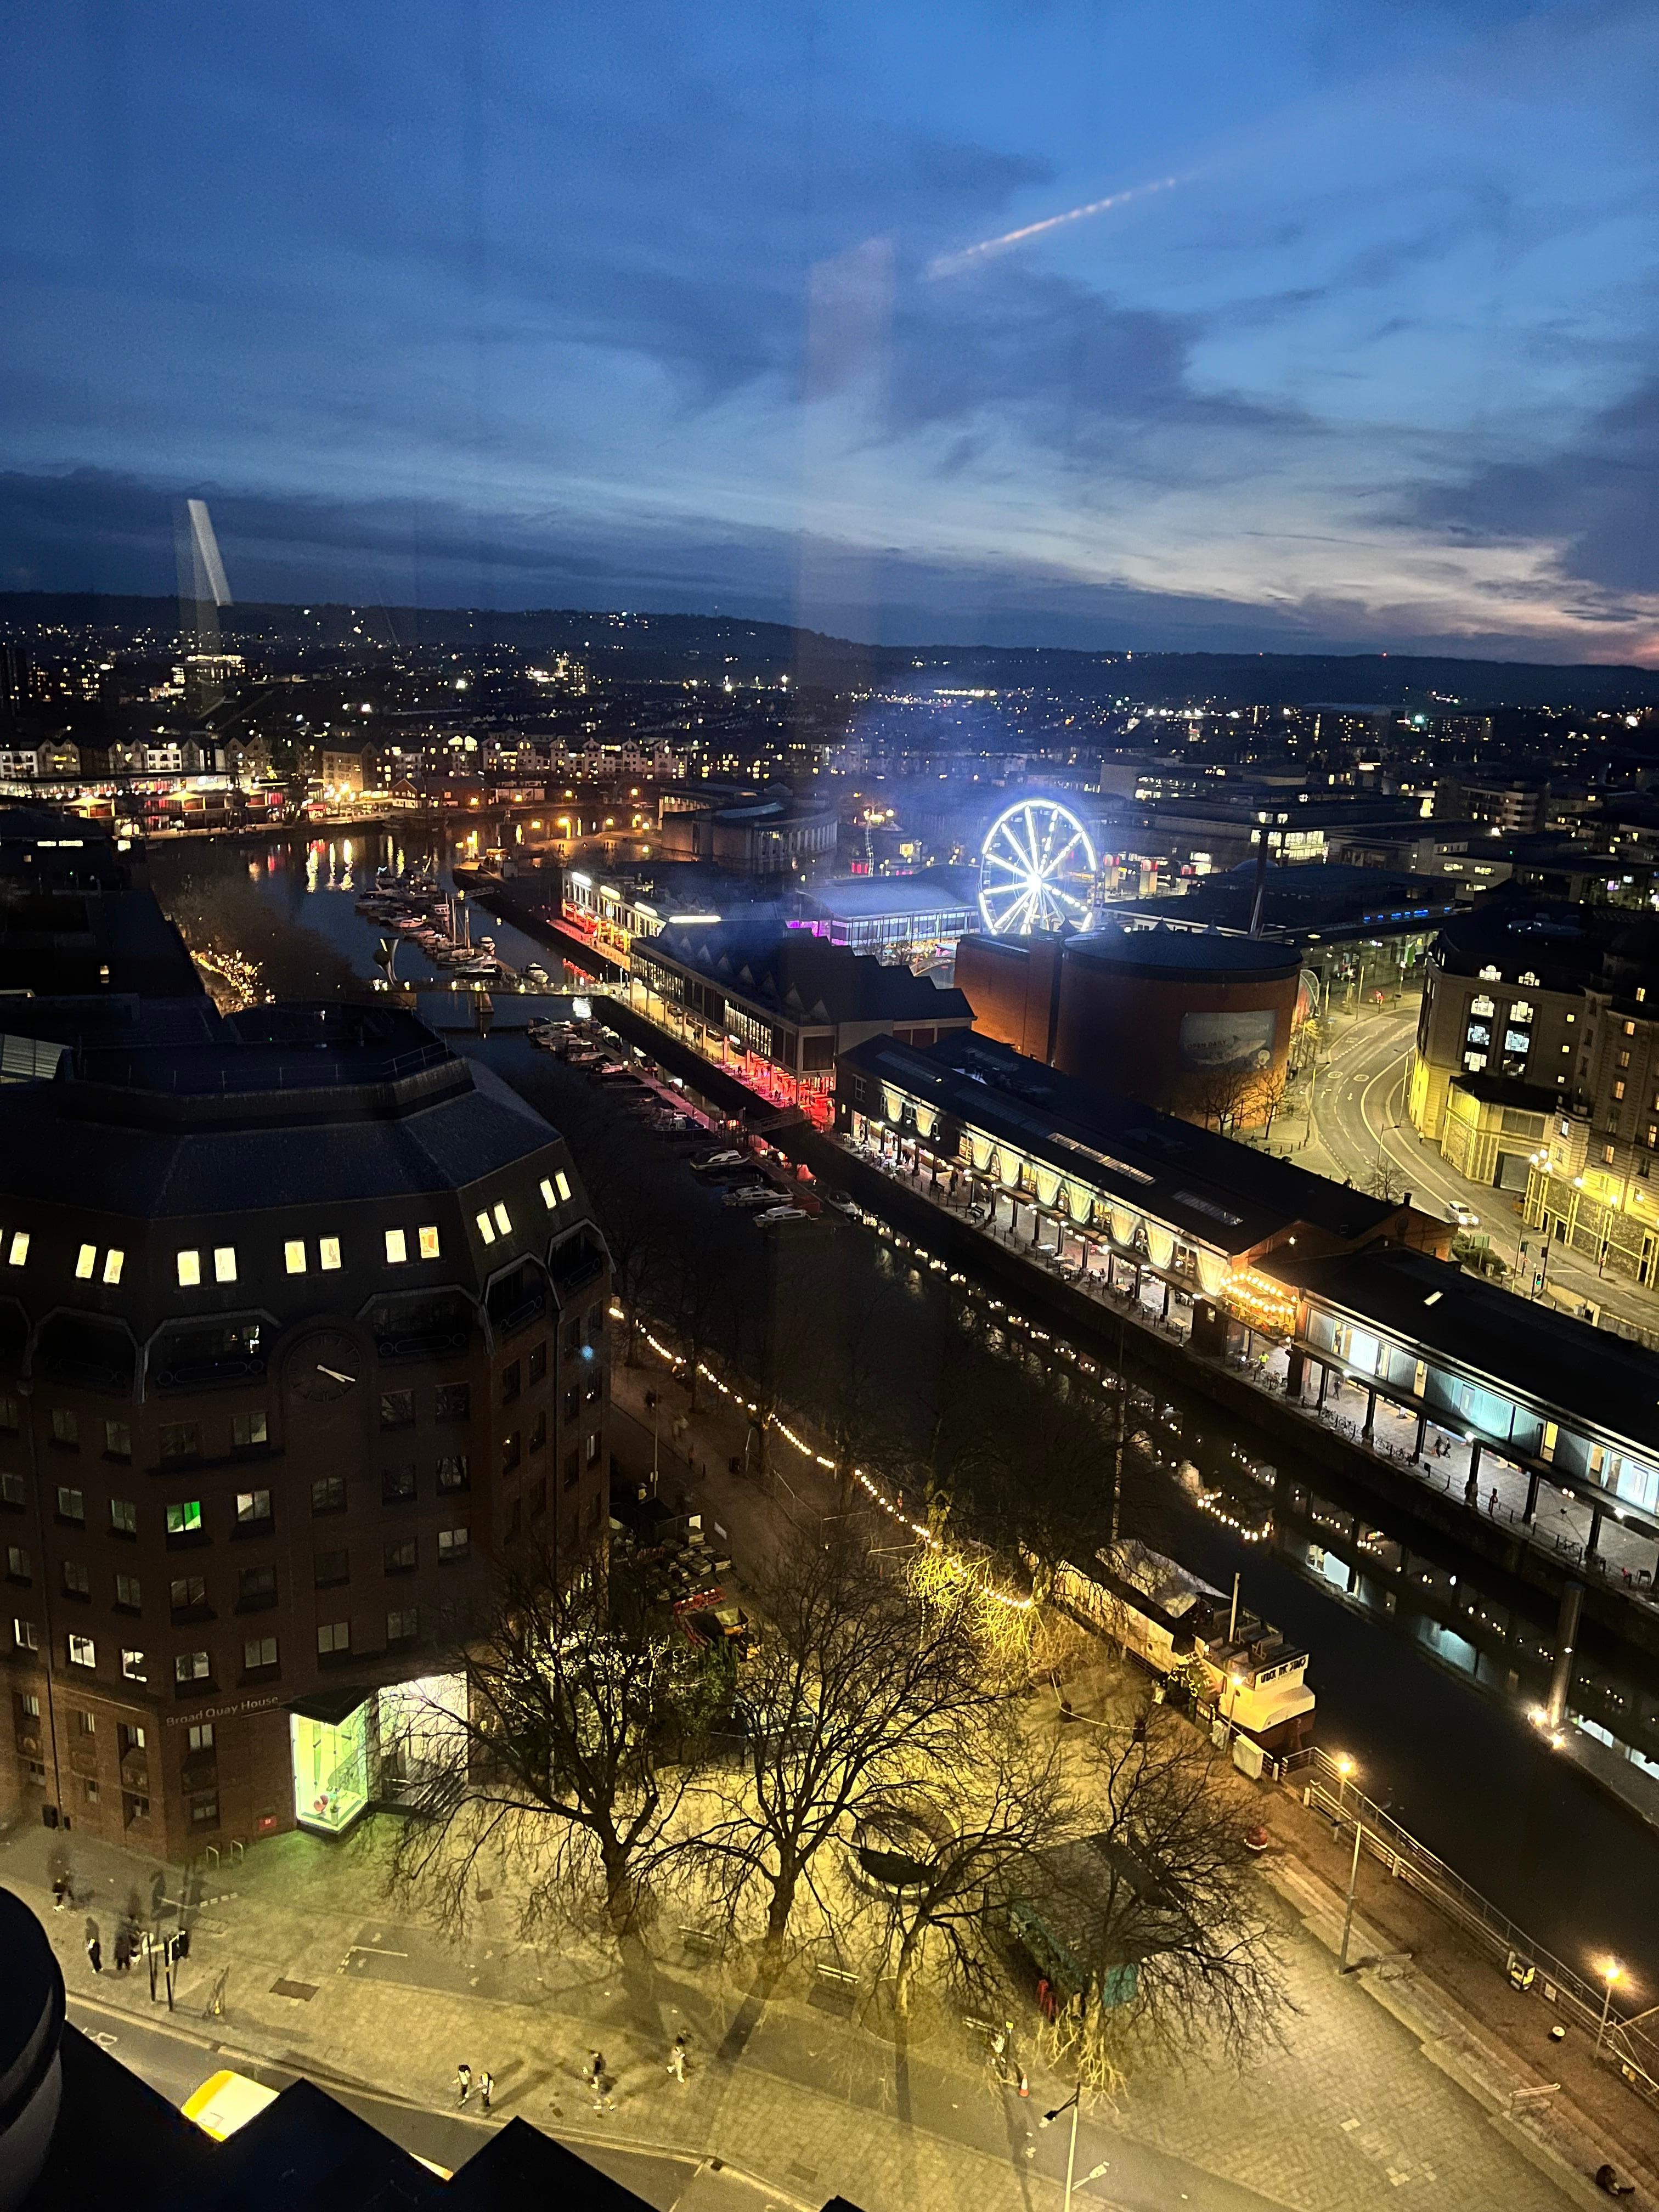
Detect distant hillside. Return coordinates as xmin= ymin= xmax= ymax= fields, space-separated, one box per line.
xmin=5 ymin=590 xmax=1659 ymax=710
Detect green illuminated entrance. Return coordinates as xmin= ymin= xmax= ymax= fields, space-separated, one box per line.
xmin=289 ymin=1694 xmax=369 ymax=1836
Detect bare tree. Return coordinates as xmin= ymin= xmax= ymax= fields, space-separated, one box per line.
xmin=1257 ymin=1064 xmax=1289 ymax=1141
xmin=849 ymin=1705 xmax=1070 ymax=2018
xmin=382 ymin=1547 xmax=725 ymax=1944
xmin=1027 ymin=1716 xmax=1290 ymax=2093
xmin=699 ymin=1526 xmax=998 ymax=1968
xmin=1183 ymin=1061 xmax=1252 ymax=1137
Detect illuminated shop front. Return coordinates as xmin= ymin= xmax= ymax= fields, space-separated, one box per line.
xmin=289 ymin=1673 xmax=468 ymax=1837
xmin=290 ymin=1690 xmax=370 ymax=1836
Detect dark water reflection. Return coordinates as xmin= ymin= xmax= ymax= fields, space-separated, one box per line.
xmin=146 ymin=826 xmax=582 ymax=1001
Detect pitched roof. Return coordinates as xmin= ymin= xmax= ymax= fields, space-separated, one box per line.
xmin=638 ymin=920 xmax=972 ymax=1028
xmin=1264 ymin=1242 xmax=1659 ymax=1459
xmin=841 ymin=1030 xmax=1403 ymax=1256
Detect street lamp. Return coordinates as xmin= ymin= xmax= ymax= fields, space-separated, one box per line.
xmin=1039 ymin=2086 xmax=1081 ymax=2212
xmin=1335 ymin=1753 xmax=1363 ymax=1974
xmin=1596 ymin=1961 xmax=1623 ymax=2059
xmin=1224 ymin=1671 xmax=1246 ymax=1737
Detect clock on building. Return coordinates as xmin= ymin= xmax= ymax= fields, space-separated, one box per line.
xmin=285 ymin=1331 xmax=360 ymax=1402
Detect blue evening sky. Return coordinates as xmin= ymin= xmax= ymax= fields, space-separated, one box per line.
xmin=3 ymin=0 xmax=1657 ymax=658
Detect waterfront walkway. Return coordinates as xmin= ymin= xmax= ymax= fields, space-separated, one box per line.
xmin=847 ymin=1140 xmax=1659 ymax=1603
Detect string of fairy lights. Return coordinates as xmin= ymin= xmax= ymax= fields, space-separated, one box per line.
xmin=610 ymin=1301 xmax=1036 ymax=1612
xmin=609 ymin=1196 xmax=1285 ymax=1599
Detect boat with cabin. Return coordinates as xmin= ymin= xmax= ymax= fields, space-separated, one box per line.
xmin=1055 ymin=1538 xmax=1314 ymax=1756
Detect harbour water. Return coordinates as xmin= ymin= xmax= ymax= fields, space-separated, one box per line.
xmin=146 ymin=827 xmax=582 ymax=1002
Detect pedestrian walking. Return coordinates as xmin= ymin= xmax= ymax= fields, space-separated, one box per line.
xmin=50 ymin=1873 xmax=69 ymax=1912
xmin=585 ymin=2051 xmax=611 ymax=2112
xmin=478 ymin=2069 xmax=493 ymax=2113
xmin=667 ymin=2034 xmax=688 ymax=2083
xmin=86 ymin=1934 xmax=102 ymax=1974
xmin=1488 ymin=1486 xmax=1499 ymax=1515
xmin=455 ymin=2063 xmax=472 ymax=2108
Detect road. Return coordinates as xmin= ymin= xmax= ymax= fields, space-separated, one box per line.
xmin=1301 ymin=1000 xmax=1659 ymax=1341
xmin=64 ymin=1992 xmax=709 ymax=2210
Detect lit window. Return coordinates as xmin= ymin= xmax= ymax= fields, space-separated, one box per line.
xmin=189 ymin=1723 xmax=215 ymax=1752
xmin=16 ymin=1619 xmax=40 ymax=1652
xmin=384 ymin=1228 xmax=408 ymax=1265
xmin=555 ymin=1171 xmax=571 ymax=1203
xmin=68 ymin=1633 xmax=95 ymax=1668
xmin=7 ymin=1232 xmax=28 ymax=1268
xmin=284 ymin=1240 xmax=306 ymax=1274
xmin=166 ymin=1500 xmax=203 ymax=1536
xmin=317 ymin=1620 xmax=350 ymax=1655
xmin=1604 ymin=1144 xmax=1617 ymax=1166
xmin=539 ymin=1178 xmax=555 ymax=1209
xmin=418 ymin=1224 xmax=440 ymax=1260
xmin=103 ymin=1248 xmax=124 ymax=1284
xmin=75 ymin=1243 xmax=96 ymax=1279
xmin=175 ymin=1650 xmax=211 ymax=1683
xmin=109 ymin=1498 xmax=137 ymax=1533
xmin=120 ymin=1649 xmax=144 ymax=1679
xmin=213 ymin=1246 xmax=237 ymax=1284
xmin=493 ymin=1201 xmax=512 ymax=1234
xmin=235 ymin=1489 xmax=272 ymax=1525
xmin=437 ymin=1527 xmax=470 ymax=1561
xmin=176 ymin=1249 xmax=201 ymax=1287
xmin=475 ymin=1211 xmax=496 ymax=1245
xmin=319 ymin=1237 xmax=341 ymax=1271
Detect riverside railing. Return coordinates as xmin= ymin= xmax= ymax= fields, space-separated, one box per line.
xmin=1279 ymin=1744 xmax=1659 ymax=2111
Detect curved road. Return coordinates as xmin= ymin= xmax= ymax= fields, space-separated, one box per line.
xmin=1305 ymin=1002 xmax=1659 ymax=1340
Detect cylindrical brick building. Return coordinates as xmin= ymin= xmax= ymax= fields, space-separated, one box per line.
xmin=956 ymin=923 xmax=1300 ymax=1126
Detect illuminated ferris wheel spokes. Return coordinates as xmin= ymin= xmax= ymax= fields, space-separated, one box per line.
xmin=977 ymin=797 xmax=1099 ymax=935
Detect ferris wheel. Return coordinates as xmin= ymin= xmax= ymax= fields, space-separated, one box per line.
xmin=977 ymin=797 xmax=1099 ymax=936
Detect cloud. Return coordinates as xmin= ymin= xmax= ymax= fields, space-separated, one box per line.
xmin=901 ymin=265 xmax=1300 ymax=456
xmin=3 ymin=459 xmax=1653 ymax=663
xmin=1413 ymin=375 xmax=1659 ymax=599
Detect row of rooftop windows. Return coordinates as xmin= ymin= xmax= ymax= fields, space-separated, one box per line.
xmin=5 ymin=1171 xmax=577 ymax=1290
